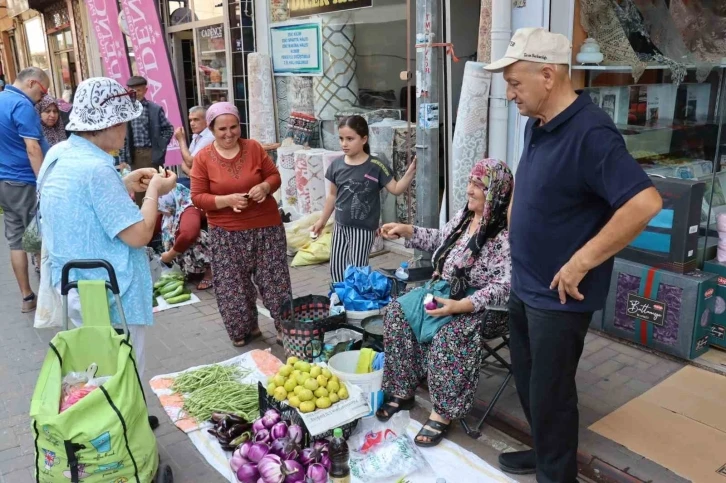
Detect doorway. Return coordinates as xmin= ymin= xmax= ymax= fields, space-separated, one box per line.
xmin=171 ymin=29 xmax=197 ymax=116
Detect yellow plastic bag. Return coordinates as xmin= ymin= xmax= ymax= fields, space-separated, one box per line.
xmin=291 ymin=233 xmax=333 ymax=266
xmin=285 ymin=212 xmax=334 ymax=254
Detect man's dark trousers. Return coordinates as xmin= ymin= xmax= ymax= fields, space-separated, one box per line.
xmin=508 ymin=291 xmax=592 ymax=483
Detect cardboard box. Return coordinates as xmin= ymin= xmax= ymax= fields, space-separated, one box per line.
xmin=590 ymin=366 xmax=726 ymax=483
xmin=602 ymin=258 xmax=715 ymax=360
xmin=645 ymin=84 xmax=677 ymax=124
xmin=697 ymin=236 xmax=718 ymax=266
xmin=585 ymin=87 xmax=629 ymax=124
xmin=643 ymin=159 xmax=712 ymax=180
xmin=702 ymin=259 xmax=726 ymax=349
xmin=618 ymin=177 xmax=705 ymax=273
xmin=617 ymin=123 xmax=674 ymax=157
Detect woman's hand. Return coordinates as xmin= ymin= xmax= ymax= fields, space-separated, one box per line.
xmin=160 ymin=251 xmax=176 ymax=265
xmin=381 ymin=223 xmax=414 ymax=240
xmin=247 ymin=182 xmax=270 ymax=203
xmin=124 ymin=168 xmax=158 ymax=193
xmin=425 ymin=297 xmax=475 ymax=317
xmin=225 ymin=193 xmax=249 ymax=212
xmin=147 ymin=170 xmax=178 ymax=196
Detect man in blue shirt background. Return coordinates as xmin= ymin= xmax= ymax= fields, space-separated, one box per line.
xmin=0 ymin=66 xmax=51 ymax=313
xmin=485 ymin=29 xmax=663 ymax=482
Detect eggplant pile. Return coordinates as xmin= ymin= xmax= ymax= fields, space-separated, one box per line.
xmin=208 ymin=412 xmax=252 ymax=452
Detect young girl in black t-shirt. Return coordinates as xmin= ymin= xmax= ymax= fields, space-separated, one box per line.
xmin=312 ymin=115 xmax=416 ymax=282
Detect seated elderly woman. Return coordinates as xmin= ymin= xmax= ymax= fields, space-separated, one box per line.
xmin=157 ymin=183 xmax=213 ymax=289
xmin=378 ymin=158 xmax=512 ymax=448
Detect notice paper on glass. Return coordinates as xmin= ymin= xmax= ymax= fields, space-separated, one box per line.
xmin=270 ymin=19 xmax=323 ymax=76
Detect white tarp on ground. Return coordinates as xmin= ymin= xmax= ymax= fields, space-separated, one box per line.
xmin=150 ymin=350 xmax=517 ymax=483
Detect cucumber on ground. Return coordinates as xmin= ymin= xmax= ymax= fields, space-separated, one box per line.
xmin=163 ymin=285 xmax=185 ymax=300
xmin=152 ymin=297 xmax=158 ymax=307
xmin=160 ymin=281 xmax=183 ymax=295
xmin=166 ymin=293 xmax=191 ymax=304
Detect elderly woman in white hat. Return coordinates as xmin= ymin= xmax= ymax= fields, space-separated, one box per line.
xmin=38 ymin=78 xmax=177 ymax=389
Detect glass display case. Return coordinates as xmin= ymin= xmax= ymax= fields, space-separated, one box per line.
xmin=197 ymin=23 xmax=229 ymax=105
xmin=577 ymin=64 xmax=726 ymax=268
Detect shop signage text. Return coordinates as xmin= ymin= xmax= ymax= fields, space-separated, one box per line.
xmin=625 ymin=293 xmax=667 ymax=326
xmin=270 ymin=21 xmax=323 ymax=76
xmin=289 ymin=0 xmax=372 ymax=18
xmin=85 ymin=0 xmax=132 ymax=83
xmin=200 ymin=25 xmax=223 ymax=39
xmin=120 ymin=0 xmax=184 ymax=166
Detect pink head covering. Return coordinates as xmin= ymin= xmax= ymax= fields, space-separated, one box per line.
xmin=206 ymin=102 xmax=239 ymax=126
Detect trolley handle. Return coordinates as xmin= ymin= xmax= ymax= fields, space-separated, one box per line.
xmin=61 ymin=260 xmax=120 ymax=296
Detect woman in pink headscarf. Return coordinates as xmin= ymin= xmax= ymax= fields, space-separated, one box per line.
xmin=190 ymin=102 xmax=291 ymax=347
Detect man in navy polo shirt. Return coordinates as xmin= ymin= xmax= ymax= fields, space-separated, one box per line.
xmin=0 ymin=66 xmax=51 ymax=313
xmin=485 ymin=29 xmax=662 ymax=482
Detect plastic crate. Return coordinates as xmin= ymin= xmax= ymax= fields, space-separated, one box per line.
xmin=257 ymin=382 xmax=358 ymax=446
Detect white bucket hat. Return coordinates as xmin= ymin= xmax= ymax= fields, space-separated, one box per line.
xmin=65 ymin=77 xmax=143 ymax=132
xmin=484 ymin=27 xmax=571 ymax=72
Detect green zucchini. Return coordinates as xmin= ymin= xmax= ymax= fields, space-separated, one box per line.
xmin=152 ymin=297 xmax=158 ymax=307
xmin=163 ymin=285 xmax=185 ymax=300
xmin=166 ymin=293 xmax=191 ymax=304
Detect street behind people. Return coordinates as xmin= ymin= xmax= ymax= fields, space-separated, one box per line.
xmin=157 ymin=183 xmax=213 ymax=290
xmin=377 ymin=158 xmax=512 ymax=448
xmin=0 ymin=67 xmax=51 ymax=313
xmin=175 ymin=105 xmax=214 ymax=188
xmin=484 ymin=28 xmax=663 ymax=483
xmin=190 ymin=102 xmax=291 ymax=347
xmin=311 ymin=115 xmax=416 ymax=282
xmin=118 ymin=75 xmax=175 ymax=206
xmin=39 ymin=77 xmax=177 ymax=384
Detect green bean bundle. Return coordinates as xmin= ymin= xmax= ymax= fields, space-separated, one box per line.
xmin=171 ymin=364 xmax=250 ymax=394
xmin=182 ymin=381 xmax=259 ymax=422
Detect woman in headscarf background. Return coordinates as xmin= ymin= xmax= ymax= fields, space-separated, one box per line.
xmin=191 ymin=102 xmax=291 ymax=347
xmin=35 ymin=95 xmax=67 ymax=147
xmin=377 ymin=158 xmax=513 ymax=447
xmin=157 ymin=183 xmax=213 ymax=289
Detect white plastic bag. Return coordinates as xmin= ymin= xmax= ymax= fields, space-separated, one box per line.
xmin=350 ymin=433 xmax=429 ymax=482
xmin=34 ymin=245 xmax=62 ymax=329
xmin=348 ymin=410 xmax=410 ymax=453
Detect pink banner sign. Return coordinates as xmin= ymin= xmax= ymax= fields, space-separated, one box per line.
xmin=84 ymin=0 xmax=132 ymax=83
xmin=120 ymin=0 xmax=184 ymax=166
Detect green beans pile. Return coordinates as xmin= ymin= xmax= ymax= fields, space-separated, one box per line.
xmin=183 ymin=381 xmax=259 ymax=422
xmin=172 ymin=364 xmax=249 ymax=394
xmin=171 ymin=364 xmax=258 ymax=423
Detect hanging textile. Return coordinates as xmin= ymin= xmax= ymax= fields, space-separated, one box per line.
xmin=294 ymin=149 xmax=327 ymax=215
xmin=580 ymin=0 xmax=647 ymax=82
xmin=277 ymin=145 xmax=303 ymax=213
xmin=313 ymin=13 xmax=360 ymax=120
xmin=248 ymin=53 xmax=277 ymax=144
xmin=477 ymin=0 xmax=492 ymax=63
xmin=449 ymin=62 xmax=491 ymax=215
xmin=669 ymin=0 xmax=726 ymax=65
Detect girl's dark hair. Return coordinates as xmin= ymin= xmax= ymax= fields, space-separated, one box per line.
xmin=338 ymin=115 xmax=370 ymax=155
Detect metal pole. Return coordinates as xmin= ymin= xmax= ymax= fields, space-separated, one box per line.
xmin=415 ymin=0 xmax=442 ymax=261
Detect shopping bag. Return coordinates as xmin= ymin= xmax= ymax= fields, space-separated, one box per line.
xmin=21 ymin=215 xmax=41 ymax=253
xmin=332 ymin=266 xmax=392 ymax=312
xmin=30 ymin=281 xmax=158 ymax=482
xmin=33 ymin=245 xmax=62 ymax=329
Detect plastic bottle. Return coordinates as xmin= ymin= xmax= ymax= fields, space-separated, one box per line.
xmin=395 ymin=262 xmax=409 ymax=281
xmin=329 ymin=427 xmax=350 ymax=483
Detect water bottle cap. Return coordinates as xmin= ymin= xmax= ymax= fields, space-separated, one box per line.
xmin=333 ymin=428 xmax=343 ymax=438
xmin=401 ymin=262 xmax=408 ymax=268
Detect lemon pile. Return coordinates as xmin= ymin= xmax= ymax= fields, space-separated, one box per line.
xmin=267 ymin=357 xmax=349 ymax=414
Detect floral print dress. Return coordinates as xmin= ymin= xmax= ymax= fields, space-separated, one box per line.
xmin=382 ymin=209 xmax=511 ymax=420
xmin=158 ymin=184 xmax=210 ymax=275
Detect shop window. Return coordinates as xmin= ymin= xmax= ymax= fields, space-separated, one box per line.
xmin=193 ymin=0 xmax=223 ymax=21
xmin=197 ymin=23 xmax=228 ymax=105
xmin=574 ymin=0 xmax=726 ymax=270
xmin=24 ymin=17 xmax=50 ymax=74
xmin=268 ymin=0 xmax=415 ymax=223
xmin=167 ymin=0 xmax=195 ymax=26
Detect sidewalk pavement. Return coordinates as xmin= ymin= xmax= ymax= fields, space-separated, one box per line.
xmin=0 ymin=238 xmax=699 ymax=483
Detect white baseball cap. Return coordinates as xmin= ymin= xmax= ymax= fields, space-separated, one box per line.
xmin=484 ymin=27 xmax=571 ymax=72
